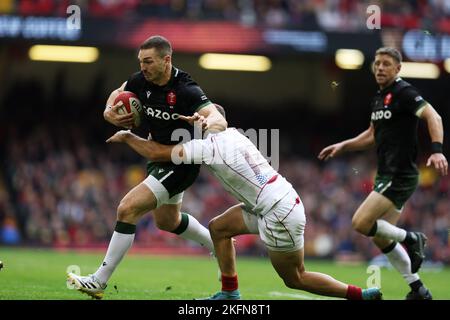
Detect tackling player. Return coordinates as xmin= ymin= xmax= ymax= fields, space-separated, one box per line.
xmin=105 ymin=105 xmax=382 ymax=300
xmin=318 ymin=47 xmax=448 ymax=300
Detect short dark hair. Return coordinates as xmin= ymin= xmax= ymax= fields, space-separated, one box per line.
xmin=140 ymin=35 xmax=172 ymax=58
xmin=375 ymin=47 xmax=402 ymax=64
xmin=213 ymin=103 xmax=226 ymax=119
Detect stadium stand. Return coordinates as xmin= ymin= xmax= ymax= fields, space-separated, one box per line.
xmin=0 ymin=75 xmax=448 ymax=265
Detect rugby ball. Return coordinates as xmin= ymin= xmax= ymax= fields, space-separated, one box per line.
xmin=114 ymin=91 xmax=143 ymax=128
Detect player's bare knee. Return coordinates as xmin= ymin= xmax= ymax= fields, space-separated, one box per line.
xmin=208 ymin=219 xmax=217 ymax=236
xmin=277 ymin=268 xmax=304 ymax=290
xmin=117 ymin=200 xmax=134 ymax=221
xmin=282 ymin=276 xmax=302 ymax=290
xmin=352 ymin=216 xmax=370 ymax=235
xmin=283 ymin=278 xmax=295 ymax=289
xmin=208 ymin=218 xmax=227 ymax=240
xmin=295 ymin=269 xmax=308 ymax=289
xmin=208 ymin=218 xmax=220 ymax=239
xmin=117 ymin=199 xmax=146 ymax=224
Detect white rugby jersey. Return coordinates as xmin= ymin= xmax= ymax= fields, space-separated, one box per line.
xmin=182 ymin=128 xmax=292 ymax=215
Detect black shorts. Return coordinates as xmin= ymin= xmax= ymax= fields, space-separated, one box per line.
xmin=373 ymin=174 xmax=418 ymax=210
xmin=145 ymin=161 xmax=200 ymax=199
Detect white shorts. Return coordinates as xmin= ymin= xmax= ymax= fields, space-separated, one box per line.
xmin=142 ymin=174 xmax=183 ymax=208
xmin=242 ymin=188 xmax=306 ymax=252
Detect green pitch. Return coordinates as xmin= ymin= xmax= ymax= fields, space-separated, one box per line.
xmin=0 ymin=248 xmax=449 ymax=300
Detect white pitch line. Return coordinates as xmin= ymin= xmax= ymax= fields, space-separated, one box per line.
xmin=268 ymin=291 xmax=334 ymax=300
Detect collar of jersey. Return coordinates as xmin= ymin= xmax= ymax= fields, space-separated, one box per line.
xmin=378 ymin=77 xmax=400 ymax=94
xmin=145 ymin=67 xmax=178 ymax=90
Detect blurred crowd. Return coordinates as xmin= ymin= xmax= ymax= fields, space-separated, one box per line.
xmin=1 ymin=0 xmax=450 ymax=31
xmin=1 ymin=121 xmax=449 ymax=264
xmin=0 ymin=50 xmax=449 ymax=266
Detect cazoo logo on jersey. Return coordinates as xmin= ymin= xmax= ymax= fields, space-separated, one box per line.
xmin=371 ymin=110 xmax=392 ymax=121
xmin=145 ymin=106 xmax=180 ymax=120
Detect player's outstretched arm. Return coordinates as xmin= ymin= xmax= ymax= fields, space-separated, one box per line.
xmin=103 ymin=82 xmax=135 ymax=128
xmin=318 ymin=124 xmax=375 ymax=161
xmin=420 ymin=104 xmax=448 ymax=176
xmin=106 ymin=130 xmax=176 ymax=162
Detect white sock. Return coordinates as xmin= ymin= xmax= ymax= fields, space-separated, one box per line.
xmin=178 ymin=213 xmax=215 ymax=254
xmin=385 ymin=242 xmax=420 ymax=284
xmin=375 ymin=219 xmax=407 ymax=242
xmin=94 ymin=231 xmax=135 ymax=285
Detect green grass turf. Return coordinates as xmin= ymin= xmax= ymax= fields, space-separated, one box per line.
xmin=0 ymin=248 xmax=449 ymax=300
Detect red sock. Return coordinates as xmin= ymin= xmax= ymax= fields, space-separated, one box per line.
xmin=221 ymin=274 xmax=238 ymax=292
xmin=346 ymin=285 xmax=363 ymax=300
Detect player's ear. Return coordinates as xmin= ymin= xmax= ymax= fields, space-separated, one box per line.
xmin=371 ymin=61 xmax=376 ymax=74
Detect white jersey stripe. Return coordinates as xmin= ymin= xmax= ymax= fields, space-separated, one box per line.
xmin=212 ymin=135 xmax=262 ymax=189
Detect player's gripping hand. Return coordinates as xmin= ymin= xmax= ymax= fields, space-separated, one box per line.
xmin=178 ymin=112 xmax=208 ymax=130
xmin=426 ymin=153 xmax=448 ymax=176
xmin=318 ymin=142 xmax=345 ymax=161
xmin=104 ymin=101 xmax=135 ymax=129
xmin=106 ymin=130 xmax=132 ymax=144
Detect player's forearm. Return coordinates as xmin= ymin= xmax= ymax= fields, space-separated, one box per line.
xmin=106 ymin=89 xmax=121 ymax=108
xmin=104 ymin=89 xmax=121 ymax=119
xmin=426 ymin=112 xmax=444 ymax=144
xmin=122 ymin=133 xmax=172 ymax=162
xmin=104 ymin=82 xmax=126 ymax=120
xmin=419 ymin=104 xmax=444 ymax=147
xmin=206 ymin=112 xmax=227 ymax=132
xmin=342 ymin=128 xmax=375 ymax=152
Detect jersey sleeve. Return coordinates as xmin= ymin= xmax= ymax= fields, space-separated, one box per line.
xmin=182 ymin=137 xmax=214 ymax=165
xmin=183 ymin=84 xmax=212 ymax=114
xmin=124 ymin=72 xmax=142 ymax=94
xmin=398 ymin=87 xmax=428 ymax=117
